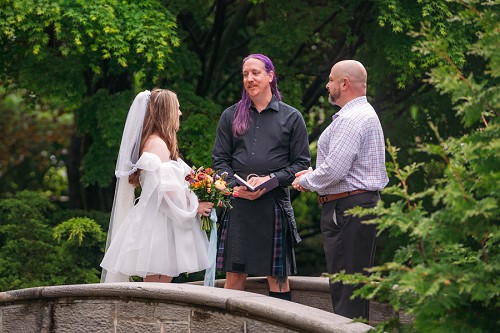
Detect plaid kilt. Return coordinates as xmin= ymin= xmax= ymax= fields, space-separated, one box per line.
xmin=216 ymin=200 xmax=295 ymax=278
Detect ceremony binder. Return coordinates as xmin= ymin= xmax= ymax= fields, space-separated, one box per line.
xmin=234 ymin=174 xmax=279 ymax=192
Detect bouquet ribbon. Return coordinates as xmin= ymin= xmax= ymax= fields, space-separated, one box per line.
xmin=203 ymin=208 xmax=217 ymax=287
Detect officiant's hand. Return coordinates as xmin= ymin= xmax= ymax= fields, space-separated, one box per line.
xmin=233 ymin=185 xmax=266 ymax=200
xmin=248 ymin=175 xmax=270 ymax=187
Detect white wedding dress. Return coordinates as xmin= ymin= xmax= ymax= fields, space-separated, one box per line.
xmin=100 ymin=152 xmax=210 ymax=278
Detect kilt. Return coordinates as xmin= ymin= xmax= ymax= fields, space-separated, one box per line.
xmin=216 ymin=188 xmax=297 ymax=277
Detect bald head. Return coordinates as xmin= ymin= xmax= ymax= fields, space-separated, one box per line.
xmin=332 ymin=60 xmax=367 ymax=92
xmin=326 ymin=60 xmax=367 ymax=107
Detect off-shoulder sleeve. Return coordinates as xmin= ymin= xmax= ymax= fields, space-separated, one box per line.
xmin=136 ymin=153 xmax=199 ymax=229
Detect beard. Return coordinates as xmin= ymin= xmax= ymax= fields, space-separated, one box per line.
xmin=328 ymin=90 xmax=340 ymax=106
xmin=328 ymin=94 xmax=335 ymax=105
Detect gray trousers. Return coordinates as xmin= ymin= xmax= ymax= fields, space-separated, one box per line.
xmin=320 ymin=191 xmax=379 ymax=320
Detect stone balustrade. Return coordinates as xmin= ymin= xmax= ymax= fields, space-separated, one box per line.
xmin=194 ymin=276 xmax=335 ymax=313
xmin=193 ymin=276 xmax=407 ymax=325
xmin=0 ymin=280 xmax=372 ymax=333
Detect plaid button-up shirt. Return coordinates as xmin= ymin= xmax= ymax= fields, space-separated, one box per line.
xmin=300 ymin=96 xmax=388 ymax=195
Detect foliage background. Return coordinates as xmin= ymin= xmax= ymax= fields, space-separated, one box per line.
xmin=0 ymin=0 xmax=498 ymax=331
xmin=329 ymin=1 xmax=499 ymax=331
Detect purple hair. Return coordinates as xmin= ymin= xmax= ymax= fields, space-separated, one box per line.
xmin=232 ymin=54 xmax=282 ymax=136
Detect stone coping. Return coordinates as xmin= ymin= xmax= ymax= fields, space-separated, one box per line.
xmin=0 ymin=282 xmax=371 ymax=333
xmin=203 ymin=275 xmax=332 ymax=292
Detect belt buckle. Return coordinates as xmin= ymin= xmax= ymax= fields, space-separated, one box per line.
xmin=318 ymin=195 xmax=328 ymax=204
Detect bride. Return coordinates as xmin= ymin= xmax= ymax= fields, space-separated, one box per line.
xmin=100 ymin=89 xmax=213 ymax=283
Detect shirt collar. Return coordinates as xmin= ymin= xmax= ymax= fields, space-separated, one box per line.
xmin=251 ymin=95 xmax=280 ymax=112
xmin=332 ymin=96 xmax=367 ymax=120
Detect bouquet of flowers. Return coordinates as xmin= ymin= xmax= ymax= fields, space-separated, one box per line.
xmin=185 ymin=166 xmax=233 ymax=232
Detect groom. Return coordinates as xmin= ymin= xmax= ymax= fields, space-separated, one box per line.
xmin=293 ymin=60 xmax=388 ymax=319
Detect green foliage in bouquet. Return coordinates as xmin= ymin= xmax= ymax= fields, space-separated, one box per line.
xmin=185 ymin=167 xmax=233 ymax=232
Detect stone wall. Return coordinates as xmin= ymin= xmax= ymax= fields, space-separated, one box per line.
xmin=0 ymin=282 xmax=372 ymax=333
xmin=202 ymin=276 xmax=334 ymax=313
xmin=195 ymin=276 xmax=409 ymax=326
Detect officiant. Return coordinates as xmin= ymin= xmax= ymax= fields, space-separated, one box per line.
xmin=212 ymin=54 xmax=310 ymax=300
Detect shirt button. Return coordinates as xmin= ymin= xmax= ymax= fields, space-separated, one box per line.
xmin=251 ymin=152 xmax=255 ymax=155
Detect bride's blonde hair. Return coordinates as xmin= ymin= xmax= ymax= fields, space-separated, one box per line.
xmin=129 ymin=89 xmax=180 ymax=186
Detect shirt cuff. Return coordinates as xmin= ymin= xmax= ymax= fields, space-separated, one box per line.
xmin=298 ymin=175 xmax=310 ymax=190
xmin=271 ymin=172 xmax=281 ymax=186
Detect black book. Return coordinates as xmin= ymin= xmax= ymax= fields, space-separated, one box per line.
xmin=234 ymin=174 xmax=279 ymax=192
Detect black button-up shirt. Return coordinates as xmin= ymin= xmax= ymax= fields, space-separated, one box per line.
xmin=212 ymin=96 xmax=310 ymax=187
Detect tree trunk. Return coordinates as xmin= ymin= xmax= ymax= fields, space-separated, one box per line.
xmin=67 ymin=128 xmax=84 ymax=209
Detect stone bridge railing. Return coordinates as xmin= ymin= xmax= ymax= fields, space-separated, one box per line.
xmin=0 ymin=277 xmax=373 ymax=333
xmin=193 ymin=276 xmax=403 ymax=325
